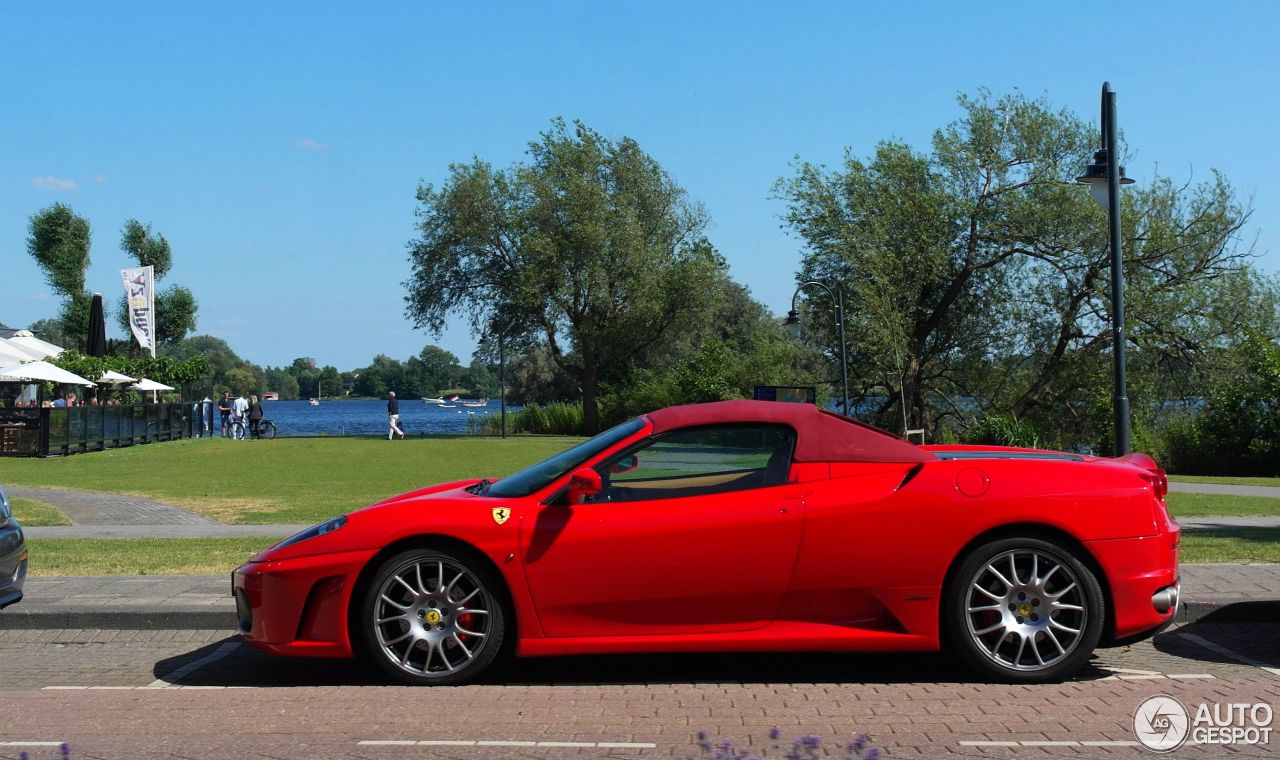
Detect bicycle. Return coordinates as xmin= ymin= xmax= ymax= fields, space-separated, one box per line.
xmin=251 ymin=419 xmax=277 ymax=440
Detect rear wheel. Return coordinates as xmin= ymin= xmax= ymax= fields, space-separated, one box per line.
xmin=358 ymin=548 xmax=506 ymax=685
xmin=946 ymin=537 xmax=1104 ymax=682
xmin=258 ymin=421 xmax=276 ymax=440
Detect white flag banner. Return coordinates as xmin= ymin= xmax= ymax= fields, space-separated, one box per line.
xmin=120 ymin=265 xmax=156 ymax=357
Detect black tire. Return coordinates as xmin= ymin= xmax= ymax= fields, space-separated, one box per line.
xmin=945 ymin=536 xmax=1105 ymax=683
xmin=258 ymin=421 xmax=276 ymax=440
xmin=357 ymin=547 xmax=506 ymax=686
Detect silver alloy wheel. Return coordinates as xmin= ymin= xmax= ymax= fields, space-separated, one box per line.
xmin=963 ymin=548 xmax=1088 ymax=672
xmin=372 ymin=556 xmax=493 ymax=677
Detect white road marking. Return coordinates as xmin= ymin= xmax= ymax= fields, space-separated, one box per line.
xmin=1167 ymin=673 xmax=1216 ymax=679
xmin=44 ymin=685 xmax=250 ymax=690
xmin=960 ymin=740 xmax=1140 ymax=748
xmin=358 ymin=739 xmax=657 ymax=749
xmin=1179 ymin=632 xmax=1280 ymax=676
xmin=0 ymin=743 xmax=65 ymax=747
xmin=1107 ymin=667 xmax=1162 ymax=675
xmin=147 ymin=641 xmax=240 ymax=687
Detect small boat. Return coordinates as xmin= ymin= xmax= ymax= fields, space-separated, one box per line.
xmin=461 ymin=398 xmax=488 ymax=408
xmin=436 ymin=403 xmax=457 ymax=408
xmin=423 ymin=397 xmax=446 ymax=404
xmin=263 ymin=392 xmax=279 ymax=401
xmin=308 ymin=398 xmax=319 ymax=407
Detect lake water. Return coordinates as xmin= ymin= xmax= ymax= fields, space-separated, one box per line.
xmin=223 ymin=398 xmax=522 ymax=437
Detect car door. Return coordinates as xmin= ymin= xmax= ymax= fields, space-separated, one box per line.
xmin=520 ymin=423 xmax=805 ymax=639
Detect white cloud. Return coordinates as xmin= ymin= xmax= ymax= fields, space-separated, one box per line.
xmin=31 ymin=175 xmax=78 ymax=191
xmin=92 ymin=174 xmax=108 ymax=185
xmin=295 ymin=138 xmax=331 ymax=152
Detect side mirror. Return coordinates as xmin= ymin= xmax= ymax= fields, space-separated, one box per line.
xmin=567 ymin=467 xmax=602 ymax=505
xmin=609 ymin=454 xmax=639 ymax=474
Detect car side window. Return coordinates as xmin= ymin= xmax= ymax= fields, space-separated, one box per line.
xmin=593 ymin=424 xmax=795 ymax=502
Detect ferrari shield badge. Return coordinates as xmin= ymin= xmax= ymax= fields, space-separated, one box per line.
xmin=492 ymin=507 xmax=511 ymax=525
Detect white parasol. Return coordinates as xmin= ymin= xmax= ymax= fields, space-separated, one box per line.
xmin=5 ymin=330 xmax=64 ymax=359
xmin=0 ymin=339 xmax=44 ymax=364
xmin=0 ymin=360 xmax=96 ymax=386
xmin=97 ymin=370 xmax=139 ymax=385
xmin=132 ymin=378 xmax=175 ymax=392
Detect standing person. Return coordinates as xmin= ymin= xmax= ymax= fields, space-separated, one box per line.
xmin=218 ymin=392 xmax=232 ymax=437
xmin=248 ymin=395 xmax=264 ymax=439
xmin=232 ymin=392 xmax=249 ymax=440
xmin=387 ymin=391 xmax=404 ymax=440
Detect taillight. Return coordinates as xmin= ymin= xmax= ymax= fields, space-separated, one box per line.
xmin=1141 ymin=469 xmax=1168 ymax=500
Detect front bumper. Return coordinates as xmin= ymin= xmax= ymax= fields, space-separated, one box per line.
xmin=233 ymin=548 xmax=377 ymax=658
xmin=1086 ymin=530 xmax=1180 ymax=643
xmin=0 ymin=519 xmax=27 ymax=610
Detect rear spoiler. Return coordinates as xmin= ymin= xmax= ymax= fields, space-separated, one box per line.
xmin=1116 ymin=452 xmax=1168 ymax=499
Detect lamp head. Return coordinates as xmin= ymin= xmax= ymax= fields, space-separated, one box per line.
xmin=1076 ymin=149 xmax=1135 ymax=208
xmin=784 ymin=309 xmax=803 ymax=338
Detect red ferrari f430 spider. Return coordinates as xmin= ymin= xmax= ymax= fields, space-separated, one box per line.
xmin=233 ymin=400 xmax=1179 ymax=684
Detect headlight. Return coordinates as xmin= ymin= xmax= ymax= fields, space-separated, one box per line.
xmin=0 ymin=487 xmax=10 ymax=522
xmin=275 ymin=516 xmax=347 ymax=549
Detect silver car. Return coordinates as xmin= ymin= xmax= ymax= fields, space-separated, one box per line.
xmin=0 ymin=484 xmax=27 ymax=609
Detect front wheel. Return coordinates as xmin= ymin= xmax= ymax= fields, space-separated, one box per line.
xmin=946 ymin=537 xmax=1104 ymax=683
xmin=358 ymin=548 xmax=506 ymax=685
xmin=257 ymin=421 xmax=276 ymax=440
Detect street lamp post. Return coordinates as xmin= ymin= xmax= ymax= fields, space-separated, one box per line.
xmin=478 ymin=329 xmax=508 ymax=439
xmin=784 ymin=281 xmax=850 ymax=416
xmin=1076 ymin=82 xmax=1136 ymax=455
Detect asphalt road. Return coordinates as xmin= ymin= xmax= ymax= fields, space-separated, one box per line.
xmin=1 ymin=620 xmax=1277 ymax=758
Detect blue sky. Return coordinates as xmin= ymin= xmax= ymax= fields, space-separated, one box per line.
xmin=2 ymin=2 xmax=1277 ymax=370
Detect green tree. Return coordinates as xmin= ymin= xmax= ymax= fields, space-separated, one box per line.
xmin=405 ymin=118 xmax=724 ymax=432
xmin=168 ymin=335 xmax=257 ymax=399
xmin=116 ymin=219 xmax=199 ymax=350
xmin=27 ymin=203 xmax=91 ymax=296
xmin=405 ymin=345 xmax=462 ymax=397
xmin=27 ymin=203 xmax=92 ymax=349
xmin=264 ymin=368 xmax=301 ymax=400
xmin=778 ymin=89 xmax=1269 ymax=445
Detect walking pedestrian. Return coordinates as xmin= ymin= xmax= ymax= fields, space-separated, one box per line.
xmin=388 ymin=391 xmax=404 ymax=440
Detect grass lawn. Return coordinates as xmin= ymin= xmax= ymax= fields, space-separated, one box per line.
xmin=0 ymin=436 xmax=581 ymax=524
xmin=1180 ymin=528 xmax=1280 ymax=564
xmin=9 ymin=496 xmax=71 ymax=526
xmin=27 ymin=538 xmax=271 ymax=575
xmin=1165 ymin=492 xmax=1280 ymax=517
xmin=1170 ymin=475 xmax=1280 ymax=487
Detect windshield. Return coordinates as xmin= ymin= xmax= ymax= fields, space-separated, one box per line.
xmin=484 ymin=417 xmax=646 ymax=498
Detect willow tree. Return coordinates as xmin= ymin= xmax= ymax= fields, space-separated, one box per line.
xmin=778 ymin=89 xmax=1265 ymax=447
xmin=404 ymin=119 xmax=724 ymax=432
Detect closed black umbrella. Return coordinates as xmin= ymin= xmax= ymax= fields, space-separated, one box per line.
xmin=87 ymin=293 xmax=107 ymax=357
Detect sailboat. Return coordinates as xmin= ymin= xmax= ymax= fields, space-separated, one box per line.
xmin=309 ymin=380 xmax=321 ymax=406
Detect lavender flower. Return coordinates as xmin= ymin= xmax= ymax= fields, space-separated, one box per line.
xmin=769 ymin=727 xmax=781 ymax=741
xmin=61 ymin=744 xmax=71 ymax=760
